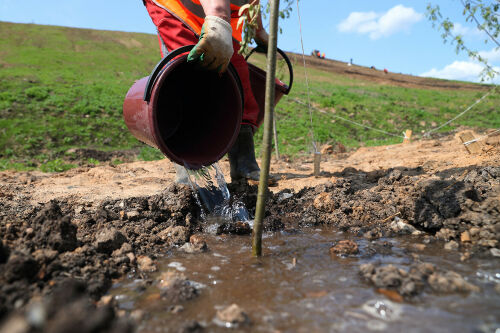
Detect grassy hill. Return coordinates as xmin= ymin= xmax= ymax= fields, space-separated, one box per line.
xmin=1 ymin=21 xmax=498 ymax=171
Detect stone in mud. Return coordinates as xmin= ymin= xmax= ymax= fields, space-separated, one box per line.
xmin=158 ymin=271 xmax=199 ymax=303
xmin=94 ymin=228 xmax=126 ymax=254
xmin=313 ymin=192 xmax=336 ymax=212
xmin=360 ymin=263 xmax=429 ymax=297
xmin=126 ymin=252 xmax=136 ymax=265
xmin=364 ymin=264 xmax=406 ymax=289
xmin=412 ymin=244 xmax=426 ymax=251
xmin=137 ymin=256 xmax=157 ymax=273
xmin=428 ymin=271 xmax=479 ymax=293
xmin=490 ymin=248 xmax=500 ymax=257
xmin=390 ymin=218 xmax=419 ymax=235
xmin=3 ymin=252 xmax=39 ymax=282
xmin=216 ymin=304 xmax=250 ymax=326
xmin=217 ymin=221 xmax=251 ymax=235
xmin=330 ymin=240 xmax=359 ymax=255
xmin=190 ymin=234 xmax=206 ymax=246
xmin=478 ymin=239 xmax=498 ymax=248
xmin=435 ymin=228 xmax=457 ymax=241
xmin=360 ymin=261 xmax=482 ymax=298
xmin=460 ymin=231 xmax=471 ymax=243
xmin=444 ymin=240 xmax=459 ymax=251
xmin=125 ymin=210 xmax=140 ymax=221
xmin=378 ymin=169 xmax=403 ymax=185
xmin=363 ymin=229 xmax=382 ymax=240
xmin=180 ymin=242 xmax=208 ymax=254
xmin=130 ymin=309 xmax=145 ymax=321
xmin=158 ymin=226 xmax=190 ymax=246
xmin=169 ymin=305 xmax=184 ymax=314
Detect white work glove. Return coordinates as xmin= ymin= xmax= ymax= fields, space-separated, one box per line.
xmin=187 ymin=16 xmax=233 ymax=73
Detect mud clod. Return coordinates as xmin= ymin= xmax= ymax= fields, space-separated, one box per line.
xmin=360 ymin=262 xmax=479 ymax=298
xmin=137 ymin=256 xmax=157 ymax=273
xmin=32 ymin=201 xmax=78 ymax=253
xmin=158 ymin=272 xmax=199 ymax=304
xmin=95 ymin=228 xmax=127 ymax=254
xmin=216 ymin=304 xmax=250 ymax=326
xmin=313 ymin=192 xmax=336 ymax=212
xmin=428 ymin=271 xmax=480 ymax=293
xmin=444 ymin=240 xmax=459 ymax=251
xmin=330 ymin=240 xmax=359 ymax=255
xmin=159 ymin=226 xmax=190 ymax=246
xmin=3 ymin=252 xmax=39 ymax=283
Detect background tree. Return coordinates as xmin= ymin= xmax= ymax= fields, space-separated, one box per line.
xmin=238 ymin=0 xmax=295 ymax=54
xmin=426 ymin=0 xmax=500 ymax=81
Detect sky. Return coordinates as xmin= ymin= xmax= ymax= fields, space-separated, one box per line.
xmin=1 ymin=0 xmax=499 ymax=84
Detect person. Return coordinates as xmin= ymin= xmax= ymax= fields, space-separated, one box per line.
xmin=143 ymin=0 xmax=269 ymax=183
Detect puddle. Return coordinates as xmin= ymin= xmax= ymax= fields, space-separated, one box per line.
xmin=111 ymin=228 xmax=500 ymax=332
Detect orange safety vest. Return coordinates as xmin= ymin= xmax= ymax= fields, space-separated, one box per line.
xmin=152 ymin=0 xmax=248 ymax=41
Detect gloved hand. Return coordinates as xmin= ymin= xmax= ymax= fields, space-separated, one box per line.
xmin=254 ymin=28 xmax=269 ymax=53
xmin=187 ymin=16 xmax=233 ymax=73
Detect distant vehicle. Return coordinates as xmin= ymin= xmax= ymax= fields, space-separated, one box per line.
xmin=311 ymin=49 xmax=325 ymax=59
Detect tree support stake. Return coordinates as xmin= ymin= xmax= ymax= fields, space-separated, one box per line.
xmin=252 ymin=0 xmax=280 ymax=257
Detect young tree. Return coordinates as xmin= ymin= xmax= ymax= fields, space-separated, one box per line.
xmin=426 ymin=0 xmax=500 ymax=81
xmin=238 ymin=0 xmax=295 ymax=54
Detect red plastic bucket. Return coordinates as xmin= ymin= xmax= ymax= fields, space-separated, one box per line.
xmin=246 ymin=48 xmax=294 ymax=127
xmin=123 ymin=45 xmax=243 ymax=169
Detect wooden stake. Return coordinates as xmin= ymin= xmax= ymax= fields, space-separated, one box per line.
xmin=313 ymin=151 xmax=321 ymax=177
xmin=403 ymin=129 xmax=412 ymax=144
xmin=273 ymin=114 xmax=280 ymax=160
xmin=459 ymin=132 xmax=481 ymax=154
xmin=252 ymin=0 xmax=280 ymax=257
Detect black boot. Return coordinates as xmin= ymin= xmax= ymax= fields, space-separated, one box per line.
xmin=228 ymin=124 xmax=260 ymax=182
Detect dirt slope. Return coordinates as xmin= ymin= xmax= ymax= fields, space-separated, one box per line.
xmin=288 ymin=53 xmax=492 ymax=91
xmin=0 ymin=130 xmax=497 ymax=206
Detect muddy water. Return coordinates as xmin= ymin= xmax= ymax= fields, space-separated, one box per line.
xmin=111 ymin=228 xmax=500 ymax=332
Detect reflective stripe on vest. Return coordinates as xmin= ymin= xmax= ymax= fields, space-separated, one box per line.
xmin=152 ymin=0 xmax=247 ymax=41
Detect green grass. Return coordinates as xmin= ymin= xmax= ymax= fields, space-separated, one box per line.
xmin=251 ymin=53 xmax=499 ymax=156
xmin=1 ymin=21 xmax=498 ymax=171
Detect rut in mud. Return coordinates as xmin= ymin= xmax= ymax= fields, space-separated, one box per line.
xmin=0 ymin=164 xmax=499 ymax=332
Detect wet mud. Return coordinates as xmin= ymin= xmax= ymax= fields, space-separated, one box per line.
xmin=0 ymin=164 xmax=499 ymax=332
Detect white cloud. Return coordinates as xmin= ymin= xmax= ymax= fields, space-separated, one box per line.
xmin=338 ymin=5 xmax=423 ymax=40
xmin=451 ymin=22 xmax=483 ymax=37
xmin=479 ymin=47 xmax=500 ymax=63
xmin=420 ymin=60 xmax=500 ymax=83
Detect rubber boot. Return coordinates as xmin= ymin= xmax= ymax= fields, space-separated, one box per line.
xmin=228 ymin=124 xmax=261 ymax=182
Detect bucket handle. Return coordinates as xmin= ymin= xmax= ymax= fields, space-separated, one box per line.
xmin=245 ymin=47 xmax=294 ymax=95
xmin=144 ymin=45 xmax=244 ymax=106
xmin=143 ymin=45 xmax=195 ymax=102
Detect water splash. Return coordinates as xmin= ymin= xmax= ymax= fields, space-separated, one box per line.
xmin=184 ymin=163 xmax=249 ymax=223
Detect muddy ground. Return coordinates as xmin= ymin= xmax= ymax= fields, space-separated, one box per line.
xmin=0 ymin=131 xmax=499 ymax=332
